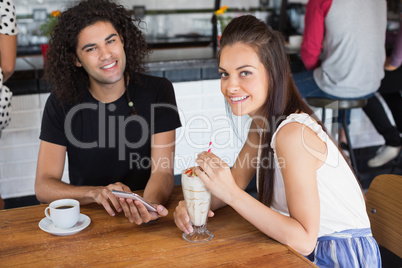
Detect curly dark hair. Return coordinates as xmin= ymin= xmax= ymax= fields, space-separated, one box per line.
xmin=44 ymin=0 xmax=149 ymax=105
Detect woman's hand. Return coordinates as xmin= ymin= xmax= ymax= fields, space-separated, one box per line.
xmin=384 ymin=57 xmax=398 ymax=71
xmin=173 ymin=200 xmax=214 ymax=234
xmin=195 ymin=152 xmax=240 ymax=205
xmin=173 ymin=200 xmax=192 ymax=234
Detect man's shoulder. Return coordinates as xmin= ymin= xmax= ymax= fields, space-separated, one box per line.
xmin=131 ymin=73 xmax=172 ymax=92
xmin=46 ymin=91 xmax=89 ymax=113
xmin=136 ymin=73 xmax=171 ymax=85
xmin=45 ymin=92 xmax=63 ymax=108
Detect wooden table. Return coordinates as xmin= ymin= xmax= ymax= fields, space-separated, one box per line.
xmin=0 ymin=186 xmax=316 ymax=267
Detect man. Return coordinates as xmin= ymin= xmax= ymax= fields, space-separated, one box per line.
xmin=292 ymin=0 xmax=387 ymax=151
xmin=363 ymin=20 xmax=402 ymax=167
xmin=293 ymin=0 xmax=386 ymax=99
xmin=35 ymin=0 xmax=181 ymax=224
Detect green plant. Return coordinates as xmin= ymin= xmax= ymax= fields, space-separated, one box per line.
xmin=214 ymin=5 xmax=231 ymax=34
xmin=40 ymin=10 xmax=61 ymax=37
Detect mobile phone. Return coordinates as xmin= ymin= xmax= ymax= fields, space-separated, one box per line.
xmin=111 ymin=190 xmax=157 ymax=212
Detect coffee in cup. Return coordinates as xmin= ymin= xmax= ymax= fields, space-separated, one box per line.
xmin=45 ymin=199 xmax=80 ymax=229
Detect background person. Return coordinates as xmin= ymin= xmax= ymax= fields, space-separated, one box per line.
xmin=35 ymin=0 xmax=181 ymax=225
xmin=0 ymin=0 xmax=18 ymax=209
xmin=0 ymin=0 xmax=18 ymax=84
xmin=292 ymin=0 xmax=387 ymax=145
xmin=294 ymin=0 xmax=386 ymax=99
xmin=174 ymin=15 xmax=380 ymax=267
xmin=363 ymin=19 xmax=402 ymax=168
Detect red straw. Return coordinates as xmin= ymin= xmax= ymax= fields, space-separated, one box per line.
xmin=207 ymin=141 xmax=212 ymax=152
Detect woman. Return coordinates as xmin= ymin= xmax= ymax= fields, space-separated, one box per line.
xmin=0 ymin=0 xmax=18 ymax=209
xmin=174 ymin=15 xmax=380 ymax=267
xmin=0 ymin=0 xmax=18 ymax=134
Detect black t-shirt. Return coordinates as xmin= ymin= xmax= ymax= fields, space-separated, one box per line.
xmin=40 ymin=73 xmax=181 ymax=190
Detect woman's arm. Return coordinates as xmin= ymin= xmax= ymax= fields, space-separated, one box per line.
xmin=174 ymin=122 xmax=259 ymax=233
xmin=0 ymin=34 xmax=17 ymax=82
xmin=197 ymin=122 xmax=325 ymax=255
xmin=210 ymin=120 xmax=260 ymax=211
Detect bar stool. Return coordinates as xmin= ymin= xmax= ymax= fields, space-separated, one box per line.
xmin=305 ymin=97 xmax=368 ymax=179
xmin=391 ymin=150 xmax=402 ymax=174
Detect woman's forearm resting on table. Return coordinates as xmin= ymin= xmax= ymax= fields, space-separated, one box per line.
xmin=227 ymin=188 xmax=318 ymax=256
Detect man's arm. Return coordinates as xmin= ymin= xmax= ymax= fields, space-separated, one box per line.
xmin=387 ymin=23 xmax=402 ymax=70
xmin=35 ymin=140 xmax=128 ymax=216
xmin=144 ymin=130 xmax=175 ymax=205
xmin=301 ymin=0 xmax=332 ymax=70
xmin=118 ymin=130 xmax=176 ymax=224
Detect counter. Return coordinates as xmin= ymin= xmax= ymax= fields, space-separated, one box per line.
xmin=8 ymin=43 xmax=304 ymax=96
xmin=7 ymin=46 xmax=221 ymax=96
xmin=16 ymin=36 xmax=213 ymax=56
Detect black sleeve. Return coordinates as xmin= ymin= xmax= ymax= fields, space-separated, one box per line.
xmin=39 ymin=93 xmax=68 ymax=146
xmin=152 ymin=78 xmax=182 ymax=134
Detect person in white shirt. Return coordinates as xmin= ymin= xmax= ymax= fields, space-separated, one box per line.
xmin=174 ymin=15 xmax=381 ymax=267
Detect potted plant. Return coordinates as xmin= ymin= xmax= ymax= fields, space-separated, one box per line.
xmin=39 ymin=10 xmax=61 ymax=61
xmin=214 ymin=6 xmax=231 ymax=47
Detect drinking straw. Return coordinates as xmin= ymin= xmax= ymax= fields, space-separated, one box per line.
xmin=207 ymin=141 xmax=212 ymax=152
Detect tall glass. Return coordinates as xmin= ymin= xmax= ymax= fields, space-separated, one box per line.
xmin=181 ymin=168 xmax=214 ymax=243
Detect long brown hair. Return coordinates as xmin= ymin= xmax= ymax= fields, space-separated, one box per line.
xmin=218 ymin=15 xmax=324 ymax=206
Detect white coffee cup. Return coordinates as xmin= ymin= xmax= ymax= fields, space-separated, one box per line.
xmin=45 ymin=199 xmax=80 ymax=229
xmin=289 ymin=35 xmax=303 ymax=47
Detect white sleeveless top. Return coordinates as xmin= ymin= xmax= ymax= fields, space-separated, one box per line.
xmin=257 ymin=113 xmax=370 ymax=237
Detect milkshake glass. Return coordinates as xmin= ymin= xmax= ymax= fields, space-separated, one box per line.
xmin=181 ymin=167 xmax=213 ymax=243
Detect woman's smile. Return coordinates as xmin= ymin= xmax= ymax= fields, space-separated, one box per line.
xmin=228 ymin=95 xmax=249 ymax=103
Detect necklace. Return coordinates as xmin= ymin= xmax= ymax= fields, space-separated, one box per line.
xmin=124 ymin=73 xmax=137 ymax=115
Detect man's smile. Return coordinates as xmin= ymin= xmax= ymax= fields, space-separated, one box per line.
xmin=100 ymin=61 xmax=117 ymax=69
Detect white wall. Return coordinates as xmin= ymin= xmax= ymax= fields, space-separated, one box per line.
xmin=173 ymin=80 xmax=249 ymax=173
xmin=0 ymin=93 xmax=70 ymax=199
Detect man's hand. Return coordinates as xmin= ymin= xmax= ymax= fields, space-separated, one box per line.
xmin=92 ymin=182 xmax=131 ymax=216
xmin=93 ymin=182 xmax=169 ymax=224
xmin=118 ymin=198 xmax=168 ymax=225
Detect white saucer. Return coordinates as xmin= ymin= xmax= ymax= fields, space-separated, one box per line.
xmin=39 ymin=213 xmax=91 ymax=236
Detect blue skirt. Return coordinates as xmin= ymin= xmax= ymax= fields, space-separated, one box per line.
xmin=307 ymin=228 xmax=381 ymax=268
